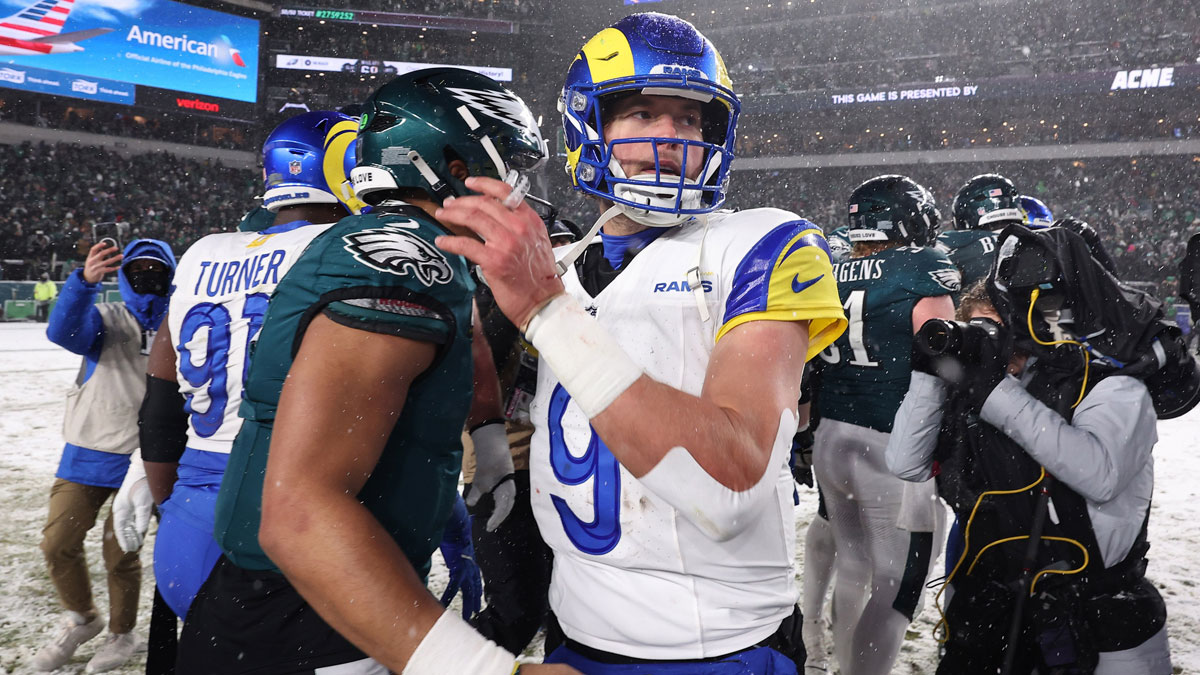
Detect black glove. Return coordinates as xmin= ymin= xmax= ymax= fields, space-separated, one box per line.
xmin=789 ymin=427 xmax=815 ymax=488
xmin=955 ymin=317 xmax=1013 ymax=412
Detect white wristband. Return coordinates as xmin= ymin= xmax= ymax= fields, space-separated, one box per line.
xmin=524 ymin=294 xmax=642 ymax=418
xmin=404 ymin=609 xmax=516 ymax=675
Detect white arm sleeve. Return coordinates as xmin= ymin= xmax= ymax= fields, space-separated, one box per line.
xmin=638 ymin=409 xmax=797 ymax=542
xmin=980 ymin=375 xmax=1158 ymax=503
xmin=885 ymin=371 xmax=948 ymax=482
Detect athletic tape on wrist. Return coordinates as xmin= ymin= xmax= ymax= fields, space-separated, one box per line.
xmin=524 ymin=294 xmax=642 ymax=418
xmin=403 ymin=609 xmax=516 ymax=675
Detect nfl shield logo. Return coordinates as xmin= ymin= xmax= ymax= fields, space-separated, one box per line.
xmin=849 ymin=203 xmax=859 ymax=214
xmin=977 ymin=207 xmax=987 ymax=215
xmin=988 ymin=188 xmax=1003 ymax=196
xmin=289 ymin=160 xmax=303 ymax=175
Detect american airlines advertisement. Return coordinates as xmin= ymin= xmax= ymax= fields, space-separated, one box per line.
xmin=0 ymin=0 xmax=259 ymax=107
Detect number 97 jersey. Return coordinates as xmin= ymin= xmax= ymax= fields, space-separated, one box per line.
xmin=167 ymin=222 xmax=335 ymax=453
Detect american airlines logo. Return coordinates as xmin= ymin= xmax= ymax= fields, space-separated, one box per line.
xmin=72 ymin=79 xmax=98 ymax=94
xmin=1111 ymin=68 xmax=1174 ymax=90
xmin=126 ymin=26 xmax=245 ymax=67
xmin=0 ymin=67 xmax=26 ymax=84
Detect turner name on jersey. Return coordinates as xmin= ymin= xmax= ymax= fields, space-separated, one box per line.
xmin=529 ymin=208 xmax=845 ymax=660
xmin=167 ymin=222 xmax=335 ymax=453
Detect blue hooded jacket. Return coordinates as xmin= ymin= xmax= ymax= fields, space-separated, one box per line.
xmin=118 ymin=238 xmax=177 ymax=331
xmin=45 ymin=238 xmax=176 ymax=487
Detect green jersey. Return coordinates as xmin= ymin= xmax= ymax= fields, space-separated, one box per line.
xmin=237 ymin=206 xmax=275 ymax=233
xmin=936 ymin=229 xmax=998 ymax=292
xmin=817 ymin=246 xmax=960 ymax=433
xmin=214 ymin=205 xmax=476 ymax=577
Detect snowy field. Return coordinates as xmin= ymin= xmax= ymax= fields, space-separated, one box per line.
xmin=0 ymin=320 xmax=1195 ymax=674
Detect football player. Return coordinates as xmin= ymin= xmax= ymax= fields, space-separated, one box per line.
xmin=436 ymin=13 xmax=847 ymax=674
xmin=134 ymin=111 xmax=368 ymax=624
xmin=175 ymin=70 xmax=574 ymax=675
xmin=937 ymin=173 xmax=1025 ymax=291
xmin=807 ymin=175 xmax=958 ymax=675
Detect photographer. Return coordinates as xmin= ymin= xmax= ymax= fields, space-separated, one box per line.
xmin=885 ymin=226 xmax=1176 ymax=674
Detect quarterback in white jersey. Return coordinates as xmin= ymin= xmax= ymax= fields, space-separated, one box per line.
xmin=138 ymin=110 xmax=364 ymax=619
xmin=529 ymin=209 xmax=844 ymax=659
xmin=436 ymin=13 xmax=847 ymax=673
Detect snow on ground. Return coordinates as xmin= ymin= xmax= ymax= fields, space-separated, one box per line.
xmin=0 ymin=321 xmax=1195 ymax=674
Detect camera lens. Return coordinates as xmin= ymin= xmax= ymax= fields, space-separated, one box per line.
xmin=916 ymin=319 xmax=963 ymax=357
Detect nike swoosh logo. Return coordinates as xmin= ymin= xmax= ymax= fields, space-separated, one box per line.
xmin=792 ymin=273 xmax=824 ymax=293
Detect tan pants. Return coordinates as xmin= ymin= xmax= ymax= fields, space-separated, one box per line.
xmin=40 ymin=478 xmax=142 ymax=633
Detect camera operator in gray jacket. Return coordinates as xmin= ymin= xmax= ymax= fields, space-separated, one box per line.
xmin=884 ymin=225 xmax=1194 ymax=675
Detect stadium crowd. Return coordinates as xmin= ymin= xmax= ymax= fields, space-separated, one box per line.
xmin=4 ymin=137 xmax=1193 ymax=299
xmin=723 ymin=0 xmax=1198 ymax=95
xmin=724 ymin=156 xmax=1199 ymax=299
xmin=0 ymin=142 xmax=257 ymax=280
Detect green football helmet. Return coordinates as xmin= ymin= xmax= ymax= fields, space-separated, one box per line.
xmin=847 ymin=174 xmax=940 ymax=247
xmin=351 ymin=67 xmax=548 ymax=205
xmin=952 ymin=173 xmax=1023 ymax=231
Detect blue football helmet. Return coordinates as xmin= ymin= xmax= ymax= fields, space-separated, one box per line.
xmin=560 ymin=13 xmax=740 ymax=226
xmin=262 ymin=110 xmax=366 ymax=214
xmin=1019 ymin=195 xmax=1054 ymax=229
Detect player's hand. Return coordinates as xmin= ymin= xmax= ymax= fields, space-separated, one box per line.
xmin=112 ymin=457 xmax=154 ymax=553
xmin=790 ymin=427 xmax=815 ymax=488
xmin=435 ymin=176 xmax=566 ymax=331
xmin=438 ymin=493 xmax=483 ymax=620
xmin=83 ymin=241 xmax=123 ymax=284
xmin=465 ymin=421 xmax=516 ymax=531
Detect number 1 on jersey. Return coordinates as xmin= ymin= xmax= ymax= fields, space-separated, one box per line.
xmin=820 ymin=289 xmax=878 ymax=366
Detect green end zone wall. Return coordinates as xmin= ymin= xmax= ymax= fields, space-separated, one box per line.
xmin=1 ymin=281 xmax=121 ymax=320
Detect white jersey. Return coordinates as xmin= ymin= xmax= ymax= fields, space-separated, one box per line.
xmin=529 ymin=208 xmax=845 ymax=659
xmin=168 ymin=221 xmax=335 ymax=453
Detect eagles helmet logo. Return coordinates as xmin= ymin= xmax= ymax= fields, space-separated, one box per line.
xmin=929 ymin=267 xmax=962 ymax=292
xmin=342 ymin=223 xmax=454 ymax=287
xmin=444 ymin=86 xmax=539 ymax=133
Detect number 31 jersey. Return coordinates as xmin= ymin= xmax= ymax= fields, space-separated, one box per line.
xmin=528 ymin=209 xmax=846 ymax=660
xmin=816 ymin=245 xmax=960 ymax=432
xmin=167 ymin=221 xmax=335 ymax=453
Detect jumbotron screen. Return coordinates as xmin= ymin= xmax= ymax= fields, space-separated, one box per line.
xmin=0 ymin=0 xmax=259 ymax=118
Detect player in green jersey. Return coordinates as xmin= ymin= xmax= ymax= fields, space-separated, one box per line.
xmin=177 ymin=69 xmax=576 ymax=675
xmin=935 ymin=173 xmax=1025 ymax=292
xmin=805 ymin=175 xmax=960 ymax=675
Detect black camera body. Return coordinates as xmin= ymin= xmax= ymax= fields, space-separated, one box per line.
xmin=916 ymin=318 xmax=1003 ymax=364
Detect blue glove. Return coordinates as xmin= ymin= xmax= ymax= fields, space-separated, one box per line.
xmin=438 ymin=493 xmax=483 ymax=620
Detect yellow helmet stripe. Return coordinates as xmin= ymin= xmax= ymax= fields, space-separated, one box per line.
xmin=322 ymin=119 xmax=367 ymax=214
xmin=580 ymin=28 xmax=635 ymax=87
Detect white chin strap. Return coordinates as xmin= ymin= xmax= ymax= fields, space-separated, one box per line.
xmin=607 ymin=150 xmax=723 ymax=228
xmin=554 ymin=204 xmax=713 ymax=323
xmin=555 ymin=204 xmax=623 ymax=276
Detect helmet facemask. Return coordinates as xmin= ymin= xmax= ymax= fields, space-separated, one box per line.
xmin=561 ymin=14 xmax=740 ymax=228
